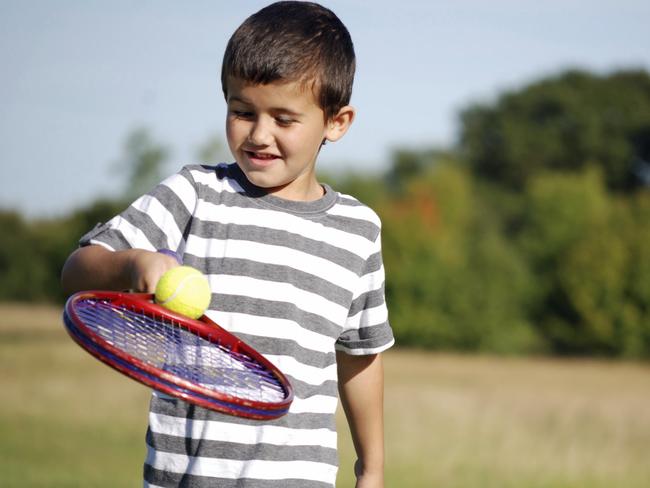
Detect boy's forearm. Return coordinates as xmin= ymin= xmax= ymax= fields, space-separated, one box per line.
xmin=337 ymin=352 xmax=385 ymax=484
xmin=61 ymin=245 xmax=136 ymax=295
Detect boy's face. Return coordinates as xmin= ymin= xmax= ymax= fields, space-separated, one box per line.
xmin=225 ymin=77 xmax=353 ymax=201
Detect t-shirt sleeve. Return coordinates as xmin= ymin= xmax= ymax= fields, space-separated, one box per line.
xmin=79 ymin=166 xmax=198 ymax=252
xmin=336 ymin=228 xmax=395 ymax=355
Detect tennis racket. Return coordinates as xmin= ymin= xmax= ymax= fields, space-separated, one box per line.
xmin=62 ymin=289 xmax=293 ymax=420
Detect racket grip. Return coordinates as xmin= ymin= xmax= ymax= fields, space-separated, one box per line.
xmin=157 ymin=249 xmax=183 ymax=264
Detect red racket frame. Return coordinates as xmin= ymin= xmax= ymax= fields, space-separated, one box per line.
xmin=63 ymin=291 xmax=293 ymax=419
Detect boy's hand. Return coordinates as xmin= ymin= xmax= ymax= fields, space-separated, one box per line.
xmin=61 ymin=245 xmax=181 ymax=296
xmin=127 ymin=249 xmax=181 ymax=293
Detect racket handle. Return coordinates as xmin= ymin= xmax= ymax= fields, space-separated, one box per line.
xmin=157 ymin=249 xmax=183 ymax=264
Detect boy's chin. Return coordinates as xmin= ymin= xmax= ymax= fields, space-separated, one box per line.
xmin=237 ymin=163 xmax=280 ymax=188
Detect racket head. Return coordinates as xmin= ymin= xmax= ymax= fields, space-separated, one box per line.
xmin=63 ymin=291 xmax=293 ymax=419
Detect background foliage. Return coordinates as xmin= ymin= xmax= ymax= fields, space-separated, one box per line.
xmin=2 ymin=69 xmax=649 ymax=357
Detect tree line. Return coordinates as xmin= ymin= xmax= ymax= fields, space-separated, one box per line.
xmin=2 ymin=68 xmax=649 ymax=357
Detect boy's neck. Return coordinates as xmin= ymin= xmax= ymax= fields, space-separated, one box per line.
xmin=266 ymin=179 xmax=325 ymax=202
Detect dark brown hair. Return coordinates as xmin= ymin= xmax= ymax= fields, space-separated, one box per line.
xmin=221 ymin=1 xmax=355 ymax=119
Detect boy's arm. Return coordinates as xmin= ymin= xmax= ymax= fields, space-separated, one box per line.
xmin=61 ymin=245 xmax=179 ymax=295
xmin=337 ymin=351 xmax=385 ymax=488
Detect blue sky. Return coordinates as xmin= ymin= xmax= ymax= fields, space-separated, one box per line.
xmin=2 ymin=0 xmax=649 ymax=217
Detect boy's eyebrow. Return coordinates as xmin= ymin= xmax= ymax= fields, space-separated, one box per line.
xmin=228 ymin=96 xmax=304 ymax=116
xmin=228 ymin=95 xmax=250 ymax=105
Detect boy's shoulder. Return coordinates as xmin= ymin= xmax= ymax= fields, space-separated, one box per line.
xmin=180 ymin=162 xmax=237 ymax=184
xmin=176 ymin=163 xmax=251 ymax=195
xmin=326 ymin=187 xmax=382 ymax=228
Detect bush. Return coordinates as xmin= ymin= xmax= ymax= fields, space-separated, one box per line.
xmin=516 ymin=168 xmax=650 ymax=356
xmin=381 ymin=164 xmax=540 ymax=354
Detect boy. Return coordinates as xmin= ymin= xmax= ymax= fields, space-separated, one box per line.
xmin=61 ymin=2 xmax=394 ymax=487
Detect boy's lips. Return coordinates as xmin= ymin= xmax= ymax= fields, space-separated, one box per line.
xmin=244 ymin=150 xmax=281 ymax=167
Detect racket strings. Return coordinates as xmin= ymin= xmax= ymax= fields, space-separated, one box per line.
xmin=76 ymin=299 xmax=286 ymax=403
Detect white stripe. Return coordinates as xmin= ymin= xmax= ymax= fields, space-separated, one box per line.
xmin=149 ymin=412 xmax=337 ymax=449
xmin=326 ymin=200 xmax=380 ymax=225
xmin=190 ymin=167 xmax=241 ymax=193
xmin=356 ymin=267 xmax=386 ymax=299
xmin=131 ymin=195 xmax=184 ymax=250
xmin=88 ymin=240 xmax=116 ymax=252
xmin=288 ymin=395 xmax=339 ymax=414
xmin=346 ymin=303 xmax=389 ymax=330
xmin=193 ymin=203 xmax=373 ymax=258
xmin=160 ymin=171 xmax=198 ymax=214
xmin=335 ymin=338 xmax=395 ymax=356
xmin=264 ymin=354 xmax=338 ymax=386
xmin=186 ymin=236 xmax=359 ymax=290
xmin=207 ymin=311 xmax=335 ymax=354
xmin=209 ymin=275 xmax=348 ymax=326
xmin=146 ymin=450 xmax=337 ymax=483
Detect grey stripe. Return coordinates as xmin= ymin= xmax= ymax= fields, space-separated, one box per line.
xmin=348 ymin=285 xmax=386 ymax=317
xmin=120 ymin=206 xmax=176 ymax=250
xmin=144 ymin=465 xmax=334 ymax=488
xmin=149 ymin=180 xmax=194 ymax=231
xmin=337 ymin=321 xmax=394 ymax=350
xmin=80 ymin=222 xmax=132 ymax=249
xmin=336 ymin=194 xmax=365 ymax=207
xmin=150 ymin=396 xmax=337 ymax=431
xmin=365 ymin=250 xmax=383 ymax=274
xmin=187 ymin=221 xmax=367 ymax=274
xmin=290 ymin=380 xmax=338 ymax=399
xmin=146 ymin=430 xmax=338 ymax=464
xmin=119 ymin=181 xmax=199 ymax=248
xmin=232 ymin=330 xmax=336 ymax=370
xmin=202 ymin=257 xmax=352 ymax=308
xmin=216 ymin=295 xmax=342 ymax=345
xmin=313 ymin=212 xmax=379 ymax=241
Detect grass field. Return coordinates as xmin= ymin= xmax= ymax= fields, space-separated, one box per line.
xmin=2 ymin=303 xmax=649 ymax=487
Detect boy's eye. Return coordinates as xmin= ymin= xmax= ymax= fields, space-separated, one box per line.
xmin=275 ymin=116 xmax=295 ymax=126
xmin=231 ymin=110 xmax=254 ymax=120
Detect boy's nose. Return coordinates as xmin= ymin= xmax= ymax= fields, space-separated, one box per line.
xmin=248 ymin=119 xmax=273 ymax=146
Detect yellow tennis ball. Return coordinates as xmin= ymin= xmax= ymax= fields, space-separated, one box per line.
xmin=154 ymin=266 xmax=211 ymax=319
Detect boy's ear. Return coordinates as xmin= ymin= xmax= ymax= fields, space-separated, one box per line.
xmin=325 ymin=105 xmax=355 ymax=143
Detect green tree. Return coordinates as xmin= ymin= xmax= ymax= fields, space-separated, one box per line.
xmin=196 ymin=132 xmax=230 ymax=164
xmin=459 ymin=69 xmax=650 ymax=191
xmin=384 ymin=147 xmax=455 ymax=193
xmin=619 ymin=192 xmax=650 ymax=356
xmin=0 ymin=212 xmax=50 ymax=301
xmin=114 ymin=127 xmax=170 ymax=201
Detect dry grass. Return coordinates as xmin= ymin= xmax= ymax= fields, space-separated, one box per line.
xmin=1 ymin=303 xmax=151 ymax=486
xmin=338 ymin=351 xmax=650 ymax=487
xmin=2 ymin=304 xmax=650 ymax=487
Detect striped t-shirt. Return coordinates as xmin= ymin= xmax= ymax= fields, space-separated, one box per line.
xmin=80 ymin=163 xmax=394 ymax=487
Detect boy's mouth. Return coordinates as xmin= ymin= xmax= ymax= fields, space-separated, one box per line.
xmin=245 ymin=150 xmax=280 ymax=166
